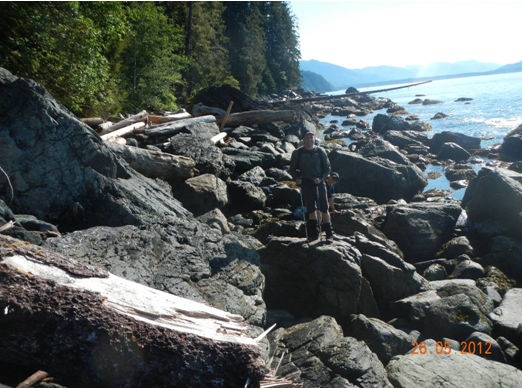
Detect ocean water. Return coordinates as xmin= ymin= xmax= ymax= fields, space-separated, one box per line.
xmin=320 ymin=72 xmax=522 ymax=199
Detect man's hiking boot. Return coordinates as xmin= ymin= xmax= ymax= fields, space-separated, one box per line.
xmin=322 ymin=222 xmax=334 ymax=243
xmin=307 ymin=219 xmax=319 ymax=242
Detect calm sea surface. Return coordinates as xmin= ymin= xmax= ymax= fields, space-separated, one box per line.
xmin=320 ymin=72 xmax=522 ymax=199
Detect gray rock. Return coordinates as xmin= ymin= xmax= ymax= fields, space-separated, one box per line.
xmin=462 ymin=167 xmax=522 ymax=240
xmin=436 ymin=236 xmax=474 ymax=259
xmin=177 ymin=174 xmax=228 ymax=216
xmin=486 ymin=236 xmax=522 ymax=280
xmin=238 ymin=166 xmax=266 ymax=186
xmin=500 ymin=124 xmax=522 ymax=162
xmin=0 ymin=68 xmax=191 ymax=232
xmin=354 ymin=233 xmax=411 ymax=272
xmin=430 ymin=131 xmax=481 ymax=153
xmin=394 ymin=290 xmax=441 ymax=323
xmin=166 ymin=134 xmax=234 ymax=180
xmin=372 ymin=114 xmax=411 ymax=133
xmin=437 ymin=142 xmax=470 ymax=162
xmin=197 ymin=208 xmax=230 ymax=234
xmin=444 ymin=164 xmax=477 ymax=181
xmin=259 ymin=237 xmax=366 ymax=327
xmin=180 ymin=121 xmax=220 ymax=139
xmin=228 ymin=181 xmax=266 ymax=212
xmin=269 ymin=316 xmax=393 ymax=388
xmin=381 ymin=202 xmax=462 ymax=263
xmin=465 ymin=332 xmax=506 ymax=363
xmin=496 ymin=336 xmax=520 ymax=367
xmin=361 ymin=254 xmax=430 ymax=309
xmin=489 ymin=288 xmax=522 ymax=344
xmin=43 ymin=221 xmax=266 ymax=325
xmin=221 ymin=147 xmax=276 ymax=173
xmin=451 ymin=259 xmax=485 ymax=280
xmin=356 ymin=138 xmax=411 ymax=165
xmin=423 ymin=264 xmax=447 ymax=281
xmin=387 ymin=344 xmax=521 ymax=388
xmin=382 ymin=131 xmax=425 ymax=150
xmin=347 ymin=314 xmax=416 ymax=365
xmin=270 ymin=184 xmax=301 ymax=209
xmin=265 ymin=167 xmax=293 ymax=182
xmin=329 ymin=150 xmax=427 ymax=204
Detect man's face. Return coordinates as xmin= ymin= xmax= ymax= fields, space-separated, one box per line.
xmin=327 ymin=176 xmax=337 ymax=186
xmin=304 ymin=134 xmax=315 ymax=148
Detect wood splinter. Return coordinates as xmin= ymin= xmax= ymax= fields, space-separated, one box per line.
xmin=16 ymin=370 xmax=49 ymax=388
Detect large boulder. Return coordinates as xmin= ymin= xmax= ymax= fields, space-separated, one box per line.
xmin=437 ymin=142 xmax=470 ymax=162
xmin=356 ymin=138 xmax=411 ymax=165
xmin=347 ymin=314 xmax=417 ymax=365
xmin=0 ymin=68 xmax=191 ymax=232
xmin=259 ymin=237 xmax=368 ymax=328
xmin=429 ymin=131 xmax=481 ymax=153
xmin=228 ymin=181 xmax=266 ymax=212
xmin=329 ymin=150 xmax=427 ymax=204
xmin=221 ymin=148 xmax=276 ymax=173
xmin=387 ymin=344 xmax=521 ymax=388
xmin=372 ymin=114 xmax=411 ymax=133
xmin=361 ymin=254 xmax=430 ymax=310
xmin=381 ymin=202 xmax=462 ymax=263
xmin=461 ymin=167 xmax=522 ymax=240
xmin=176 ymin=174 xmax=228 ymax=217
xmin=44 ymin=219 xmax=267 ymax=326
xmin=269 ymin=316 xmax=393 ymax=388
xmin=166 ymin=134 xmax=235 ymax=180
xmin=488 ymin=288 xmax=522 ymax=344
xmin=500 ymin=124 xmax=522 ymax=162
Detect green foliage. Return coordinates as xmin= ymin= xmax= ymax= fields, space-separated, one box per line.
xmin=0 ymin=1 xmax=301 ymax=113
xmin=118 ymin=2 xmax=186 ymax=113
xmin=0 ymin=2 xmax=126 ymax=115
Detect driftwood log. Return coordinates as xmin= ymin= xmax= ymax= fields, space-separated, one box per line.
xmin=148 ymin=111 xmax=192 ymax=125
xmin=216 ymin=110 xmax=295 ymax=127
xmin=106 ymin=142 xmax=196 ymax=183
xmin=145 ymin=115 xmax=217 ymax=137
xmin=100 ymin=122 xmax=146 ymax=141
xmin=110 ymin=110 xmax=148 ymax=131
xmin=80 ymin=117 xmax=104 ymax=128
xmin=0 ymin=235 xmax=268 ymax=388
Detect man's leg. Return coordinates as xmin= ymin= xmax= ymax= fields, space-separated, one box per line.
xmin=303 ymin=181 xmax=319 ymax=242
xmin=317 ymin=182 xmax=334 ymax=243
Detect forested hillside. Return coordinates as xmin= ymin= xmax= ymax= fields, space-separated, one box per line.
xmin=300 ymin=70 xmax=334 ymax=92
xmin=0 ymin=1 xmax=301 ymax=117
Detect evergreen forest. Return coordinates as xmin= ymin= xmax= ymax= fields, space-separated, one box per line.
xmin=0 ymin=1 xmax=301 ymax=117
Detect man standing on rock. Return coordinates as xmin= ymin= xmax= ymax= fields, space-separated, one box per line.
xmin=290 ymin=130 xmax=334 ymax=243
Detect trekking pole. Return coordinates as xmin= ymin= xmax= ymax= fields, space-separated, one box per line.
xmin=299 ymin=185 xmax=310 ymax=248
xmin=316 ymin=184 xmax=322 ymax=242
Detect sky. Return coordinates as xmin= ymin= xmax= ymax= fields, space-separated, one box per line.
xmin=289 ymin=1 xmax=522 ymax=70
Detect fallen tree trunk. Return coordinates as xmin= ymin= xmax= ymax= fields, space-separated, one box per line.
xmin=216 ymin=110 xmax=295 ymax=127
xmin=210 ymin=132 xmax=227 ymax=145
xmin=145 ymin=115 xmax=216 ymax=137
xmin=100 ymin=122 xmax=145 ymax=141
xmin=106 ymin=142 xmax=196 ymax=182
xmin=80 ymin=117 xmax=104 ymax=128
xmin=0 ymin=235 xmax=267 ymax=388
xmin=110 ymin=110 xmax=148 ymax=132
xmin=148 ymin=112 xmax=192 ymax=124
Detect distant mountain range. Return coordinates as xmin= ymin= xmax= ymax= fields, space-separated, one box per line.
xmin=299 ymin=59 xmax=522 ymax=91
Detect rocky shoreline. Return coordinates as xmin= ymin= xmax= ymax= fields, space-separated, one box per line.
xmin=0 ymin=67 xmax=521 ymax=387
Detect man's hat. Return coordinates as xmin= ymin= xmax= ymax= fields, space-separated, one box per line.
xmin=330 ymin=172 xmax=340 ymax=181
xmin=304 ymin=130 xmax=315 ymax=136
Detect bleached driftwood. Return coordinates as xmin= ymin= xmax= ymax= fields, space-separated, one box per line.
xmin=210 ymin=132 xmax=227 ymax=145
xmin=148 ymin=112 xmax=192 ymax=125
xmin=106 ymin=142 xmax=195 ymax=182
xmin=0 ymin=235 xmax=266 ymax=387
xmin=216 ymin=110 xmax=295 ymax=127
xmin=107 ymin=137 xmax=127 ymax=145
xmin=109 ymin=110 xmax=148 ymax=131
xmin=100 ymin=122 xmax=145 ymax=141
xmin=97 ymin=121 xmax=114 ymax=134
xmin=145 ymin=115 xmax=217 ymax=137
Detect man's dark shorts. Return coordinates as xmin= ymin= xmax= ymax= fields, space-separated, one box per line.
xmin=301 ymin=179 xmax=328 ymax=214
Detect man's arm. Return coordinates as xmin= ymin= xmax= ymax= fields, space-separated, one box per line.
xmin=289 ymin=149 xmax=300 ymax=180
